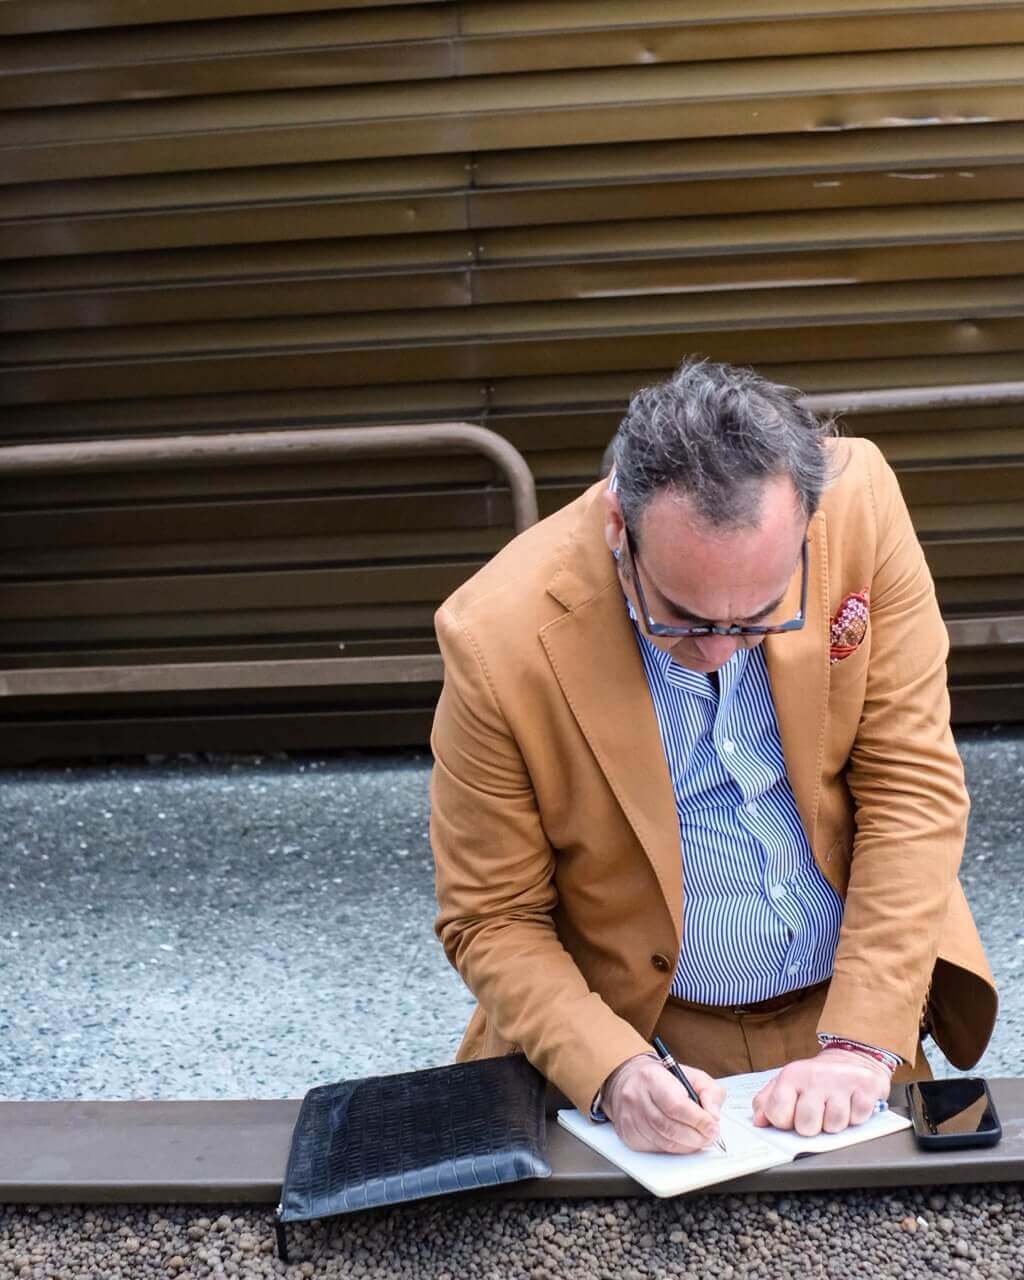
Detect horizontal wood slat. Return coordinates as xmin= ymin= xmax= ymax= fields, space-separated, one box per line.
xmin=6 ymin=206 xmax=1024 ymax=333
xmin=4 ymin=49 xmax=1024 ymax=184
xmin=8 ymin=278 xmax=1024 ymax=363
xmin=0 ymin=707 xmax=439 ymax=766
xmin=5 ymin=0 xmax=1022 ymax=38
xmin=6 ymin=200 xmax=1024 ymax=285
xmin=0 ymin=635 xmax=438 ymax=670
xmin=7 ymin=318 xmax=1024 ymax=406
xmin=0 ymin=0 xmax=440 ymax=38
xmin=0 ymin=488 xmax=524 ymax=550
xmin=0 ymin=350 xmax=1019 ymax=439
xmin=5 ymin=122 xmax=1022 ymax=221
xmin=5 ymin=126 xmax=1024 ymax=274
xmin=7 ymin=168 xmax=1024 ymax=264
xmin=0 ymin=655 xmax=444 ymax=696
xmin=6 ymin=7 xmax=1024 ymax=110
xmin=7 ymin=47 xmax=1024 ymax=148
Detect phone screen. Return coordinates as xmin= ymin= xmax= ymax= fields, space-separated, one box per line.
xmin=909 ymin=1078 xmax=998 ymax=1137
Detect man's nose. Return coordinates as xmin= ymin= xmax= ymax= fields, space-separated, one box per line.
xmin=693 ymin=633 xmax=740 ymax=666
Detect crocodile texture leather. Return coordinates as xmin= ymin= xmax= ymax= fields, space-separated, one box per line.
xmin=276 ymin=1054 xmax=551 ymax=1225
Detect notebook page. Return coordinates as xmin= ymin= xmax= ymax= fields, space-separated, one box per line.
xmin=556 ymin=1108 xmax=785 ymax=1198
xmin=718 ymin=1068 xmax=912 ymax=1157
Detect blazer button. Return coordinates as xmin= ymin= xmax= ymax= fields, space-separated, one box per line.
xmin=651 ymin=953 xmax=671 ymax=973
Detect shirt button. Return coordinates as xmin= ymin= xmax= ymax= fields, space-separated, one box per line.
xmin=744 ymin=801 xmax=758 ymax=816
xmin=651 ymin=953 xmax=672 ymax=973
xmin=770 ymin=884 xmax=786 ymax=900
xmin=722 ymin=740 xmax=736 ymax=754
xmin=787 ymin=964 xmax=799 ymax=975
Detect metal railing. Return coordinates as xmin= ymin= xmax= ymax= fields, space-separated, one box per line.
xmin=0 ymin=421 xmax=538 ymax=697
xmin=0 ymin=421 xmax=539 ymax=532
xmin=799 ymin=380 xmax=1024 ymax=416
xmin=796 ymin=380 xmax=1024 ymax=653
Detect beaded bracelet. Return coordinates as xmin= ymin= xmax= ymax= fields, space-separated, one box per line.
xmin=817 ymin=1034 xmax=901 ymax=1074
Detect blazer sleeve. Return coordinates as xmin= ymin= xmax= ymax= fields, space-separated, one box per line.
xmin=818 ymin=439 xmax=970 ymax=1062
xmin=430 ymin=603 xmax=654 ymax=1112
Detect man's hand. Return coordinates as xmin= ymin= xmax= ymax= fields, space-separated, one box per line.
xmin=601 ymin=1053 xmax=726 ymax=1153
xmin=751 ymin=1049 xmax=892 ymax=1136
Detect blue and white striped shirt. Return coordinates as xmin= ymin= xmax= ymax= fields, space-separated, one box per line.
xmin=631 ymin=622 xmax=844 ymax=1005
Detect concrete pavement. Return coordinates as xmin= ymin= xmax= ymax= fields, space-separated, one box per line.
xmin=0 ymin=726 xmax=1020 ymax=1101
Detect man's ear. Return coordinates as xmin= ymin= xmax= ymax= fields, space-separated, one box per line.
xmin=603 ymin=488 xmax=625 ymax=555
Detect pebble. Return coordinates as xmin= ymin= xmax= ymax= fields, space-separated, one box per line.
xmin=2 ymin=1183 xmax=1023 ymax=1278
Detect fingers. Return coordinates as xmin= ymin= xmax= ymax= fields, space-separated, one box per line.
xmin=749 ymin=1053 xmax=891 ymax=1136
xmin=750 ymin=1083 xmax=771 ymax=1127
xmin=606 ymin=1057 xmax=723 ymax=1154
xmin=792 ymin=1090 xmax=829 ymax=1137
xmin=753 ymin=1078 xmax=827 ymax=1137
xmin=752 ymin=1077 xmax=798 ymax=1131
xmin=692 ymin=1070 xmax=726 ymax=1121
xmin=762 ymin=1088 xmax=846 ymax=1137
xmin=849 ymin=1089 xmax=879 ymax=1127
xmin=617 ymin=1108 xmax=709 ymax=1155
xmin=645 ymin=1067 xmax=720 ymax=1143
xmin=665 ymin=1064 xmax=725 ymax=1121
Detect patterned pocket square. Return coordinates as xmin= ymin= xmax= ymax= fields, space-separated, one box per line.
xmin=830 ymin=589 xmax=869 ymax=663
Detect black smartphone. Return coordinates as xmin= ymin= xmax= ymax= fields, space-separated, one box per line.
xmin=906 ymin=1078 xmax=1002 ymax=1150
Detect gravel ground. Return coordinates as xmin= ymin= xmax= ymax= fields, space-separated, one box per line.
xmin=0 ymin=749 xmax=470 ymax=1100
xmin=2 ymin=1184 xmax=1023 ymax=1278
xmin=0 ymin=726 xmax=1020 ymax=1100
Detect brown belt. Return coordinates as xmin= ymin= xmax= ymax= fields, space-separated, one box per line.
xmin=667 ymin=978 xmax=830 ymax=1018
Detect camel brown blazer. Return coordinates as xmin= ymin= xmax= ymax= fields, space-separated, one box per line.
xmin=430 ymin=437 xmax=997 ymax=1114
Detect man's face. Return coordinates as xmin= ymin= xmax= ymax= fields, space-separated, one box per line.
xmin=603 ymin=477 xmax=808 ymax=673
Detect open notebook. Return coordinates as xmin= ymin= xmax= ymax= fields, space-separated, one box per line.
xmin=557 ymin=1067 xmax=911 ymax=1196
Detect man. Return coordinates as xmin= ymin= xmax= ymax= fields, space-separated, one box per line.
xmin=429 ymin=359 xmax=996 ymax=1154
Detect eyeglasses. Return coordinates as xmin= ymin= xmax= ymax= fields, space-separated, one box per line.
xmin=621 ymin=528 xmax=808 ymax=639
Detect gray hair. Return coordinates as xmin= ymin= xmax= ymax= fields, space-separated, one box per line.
xmin=610 ymin=358 xmax=838 ymax=538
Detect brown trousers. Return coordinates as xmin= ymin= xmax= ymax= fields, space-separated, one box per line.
xmin=653 ymin=980 xmax=933 ymax=1085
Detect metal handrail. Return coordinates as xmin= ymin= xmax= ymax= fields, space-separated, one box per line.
xmin=601 ymin=379 xmax=1024 ymax=476
xmin=0 ymin=421 xmax=538 ymax=697
xmin=0 ymin=421 xmax=540 ymax=534
xmin=799 ymin=380 xmax=1024 ymax=416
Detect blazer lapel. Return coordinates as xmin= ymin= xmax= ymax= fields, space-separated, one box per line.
xmin=540 ymin=485 xmax=683 ymax=947
xmin=764 ymin=509 xmax=830 ymax=854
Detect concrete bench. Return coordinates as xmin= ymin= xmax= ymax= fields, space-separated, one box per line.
xmin=2 ymin=1081 xmax=1021 ymax=1208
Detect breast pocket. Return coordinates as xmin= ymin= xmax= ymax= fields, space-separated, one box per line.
xmin=828 ymin=633 xmax=871 ymax=699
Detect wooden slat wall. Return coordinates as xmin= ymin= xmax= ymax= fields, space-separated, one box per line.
xmin=1 ymin=1 xmax=1023 ymax=760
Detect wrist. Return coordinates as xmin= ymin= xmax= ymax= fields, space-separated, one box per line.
xmin=599 ymin=1052 xmax=659 ymax=1119
xmin=816 ymin=1034 xmax=900 ymax=1076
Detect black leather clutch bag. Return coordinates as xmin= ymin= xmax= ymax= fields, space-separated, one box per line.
xmin=274 ymin=1054 xmax=551 ymax=1260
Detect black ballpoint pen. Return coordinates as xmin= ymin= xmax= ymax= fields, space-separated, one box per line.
xmin=652 ymin=1035 xmax=728 ymax=1155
